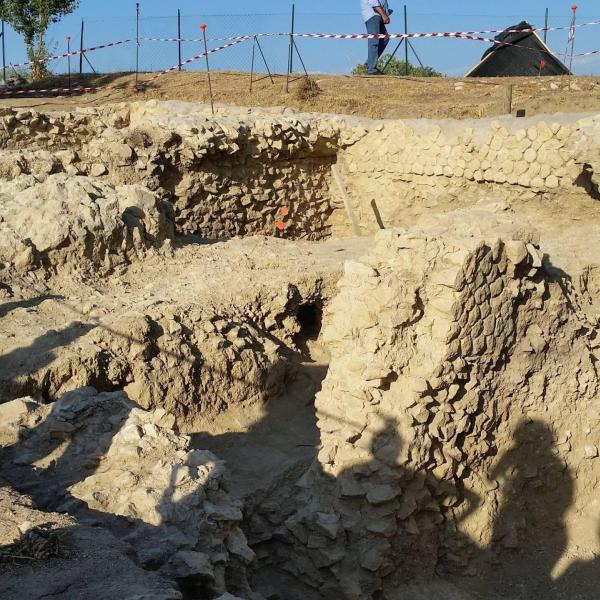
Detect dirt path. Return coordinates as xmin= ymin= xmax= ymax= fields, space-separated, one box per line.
xmin=1 ymin=71 xmax=599 ymax=119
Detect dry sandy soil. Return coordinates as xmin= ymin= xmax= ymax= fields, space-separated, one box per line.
xmin=1 ymin=71 xmax=600 ymax=119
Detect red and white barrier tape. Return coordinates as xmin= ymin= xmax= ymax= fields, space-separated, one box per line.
xmin=290 ymin=31 xmax=600 ymax=59
xmin=290 ymin=31 xmax=514 ymax=47
xmin=144 ymin=36 xmax=251 ymax=84
xmin=141 ymin=20 xmax=600 ymax=44
xmin=408 ymin=19 xmax=600 ymax=36
xmin=0 ymin=37 xmax=249 ymax=97
xmin=0 ymin=86 xmax=98 ymax=97
xmin=142 ymin=34 xmax=253 ymax=43
xmin=572 ymin=48 xmax=600 ymax=57
xmin=6 ymin=39 xmax=132 ymax=70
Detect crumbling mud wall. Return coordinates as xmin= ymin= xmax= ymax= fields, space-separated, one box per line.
xmin=331 ymin=114 xmax=600 ymax=235
xmin=0 ymin=175 xmax=174 ymax=277
xmin=1 ymin=388 xmax=256 ymax=598
xmin=251 ymin=208 xmax=600 ymax=599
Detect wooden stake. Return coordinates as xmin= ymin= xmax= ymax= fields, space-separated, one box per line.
xmin=332 ymin=164 xmax=361 ymax=237
xmin=201 ymin=24 xmax=214 ymax=115
xmin=502 ymin=84 xmax=513 ymax=115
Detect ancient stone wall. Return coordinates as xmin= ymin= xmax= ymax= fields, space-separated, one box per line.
xmin=0 ymin=175 xmax=174 ymax=277
xmin=1 ymin=388 xmax=255 ymax=597
xmin=254 ymin=208 xmax=599 ymax=599
xmin=0 ymin=103 xmax=353 ymax=240
xmin=2 ymin=103 xmax=599 ymax=242
xmin=331 ymin=114 xmax=600 ymax=235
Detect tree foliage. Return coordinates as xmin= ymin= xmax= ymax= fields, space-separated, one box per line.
xmin=353 ymin=54 xmax=442 ymax=77
xmin=0 ymin=0 xmax=79 ymax=80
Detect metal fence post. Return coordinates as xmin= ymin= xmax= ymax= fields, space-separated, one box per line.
xmin=1 ymin=21 xmax=6 ymax=84
xmin=404 ymin=4 xmax=409 ymax=76
xmin=79 ymin=20 xmax=84 ymax=76
xmin=543 ymin=8 xmax=549 ymax=44
xmin=201 ymin=24 xmax=214 ymax=115
xmin=178 ymin=9 xmax=182 ymax=71
xmin=286 ymin=3 xmax=295 ymax=93
xmin=569 ymin=4 xmax=577 ymax=73
xmin=67 ymin=36 xmax=72 ymax=90
xmin=135 ymin=2 xmax=140 ymax=87
xmin=250 ymin=36 xmax=256 ymax=92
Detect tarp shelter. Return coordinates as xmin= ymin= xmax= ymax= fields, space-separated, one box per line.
xmin=466 ymin=21 xmax=571 ymax=77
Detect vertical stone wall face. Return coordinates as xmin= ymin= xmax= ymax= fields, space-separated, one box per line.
xmin=170 ymin=158 xmax=333 ymax=240
xmin=267 ymin=213 xmax=599 ymax=599
xmin=331 ymin=115 xmax=600 ymax=235
xmin=0 ymin=103 xmax=351 ymax=241
xmin=3 ymin=103 xmax=600 ymax=241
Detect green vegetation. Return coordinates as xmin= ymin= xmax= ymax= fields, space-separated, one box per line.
xmin=0 ymin=0 xmax=79 ymax=80
xmin=353 ymin=54 xmax=443 ymax=77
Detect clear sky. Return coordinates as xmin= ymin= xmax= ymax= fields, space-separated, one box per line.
xmin=2 ymin=1 xmax=599 ymax=76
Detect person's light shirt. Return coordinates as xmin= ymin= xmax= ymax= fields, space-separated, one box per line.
xmin=361 ymin=0 xmax=390 ymax=23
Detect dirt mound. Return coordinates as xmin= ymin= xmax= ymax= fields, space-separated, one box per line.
xmin=0 ymin=481 xmax=183 ymax=600
xmin=1 ymin=388 xmax=254 ymax=597
xmin=2 ymin=73 xmax=600 ymax=121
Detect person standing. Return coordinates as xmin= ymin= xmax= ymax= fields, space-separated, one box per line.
xmin=361 ymin=0 xmax=393 ymax=75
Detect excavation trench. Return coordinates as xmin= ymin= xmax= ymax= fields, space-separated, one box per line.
xmin=1 ymin=103 xmax=600 ymax=600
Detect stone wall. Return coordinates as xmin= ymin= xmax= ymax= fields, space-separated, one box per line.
xmin=330 ymin=114 xmax=600 ymax=235
xmin=1 ymin=388 xmax=255 ymax=598
xmin=253 ymin=206 xmax=599 ymax=599
xmin=2 ymin=103 xmax=599 ymax=242
xmin=0 ymin=103 xmax=355 ymax=241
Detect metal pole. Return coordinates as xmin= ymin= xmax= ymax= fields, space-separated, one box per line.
xmin=404 ymin=4 xmax=409 ymax=76
xmin=84 ymin=52 xmax=97 ymax=74
xmin=135 ymin=2 xmax=140 ymax=88
xmin=1 ymin=21 xmax=5 ymax=85
xmin=286 ymin=3 xmax=295 ymax=93
xmin=569 ymin=4 xmax=577 ymax=73
xmin=178 ymin=9 xmax=182 ymax=71
xmin=293 ymin=41 xmax=309 ymax=77
xmin=256 ymin=38 xmax=275 ymax=84
xmin=79 ymin=20 xmax=84 ymax=76
xmin=67 ymin=36 xmax=71 ymax=90
xmin=250 ymin=36 xmax=256 ymax=92
xmin=502 ymin=84 xmax=513 ymax=114
xmin=290 ymin=4 xmax=295 ymax=74
xmin=543 ymin=8 xmax=549 ymax=44
xmin=201 ymin=24 xmax=214 ymax=115
xmin=407 ymin=39 xmax=425 ymax=69
xmin=381 ymin=38 xmax=404 ymax=74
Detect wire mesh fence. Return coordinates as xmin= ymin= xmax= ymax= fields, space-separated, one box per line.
xmin=0 ymin=6 xmax=599 ymax=83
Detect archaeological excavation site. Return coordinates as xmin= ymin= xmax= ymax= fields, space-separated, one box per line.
xmin=1 ymin=99 xmax=600 ymax=600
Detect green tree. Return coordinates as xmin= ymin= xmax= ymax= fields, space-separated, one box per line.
xmin=353 ymin=54 xmax=442 ymax=77
xmin=0 ymin=0 xmax=79 ymax=80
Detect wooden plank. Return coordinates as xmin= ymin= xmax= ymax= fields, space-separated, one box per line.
xmin=331 ymin=164 xmax=361 ymax=237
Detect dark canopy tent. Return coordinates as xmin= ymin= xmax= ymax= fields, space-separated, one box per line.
xmin=466 ymin=21 xmax=571 ymax=77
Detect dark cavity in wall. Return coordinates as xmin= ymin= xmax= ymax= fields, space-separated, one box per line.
xmin=295 ymin=302 xmax=323 ymax=357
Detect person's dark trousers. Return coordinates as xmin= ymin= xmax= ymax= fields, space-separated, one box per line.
xmin=365 ymin=15 xmax=389 ymax=74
